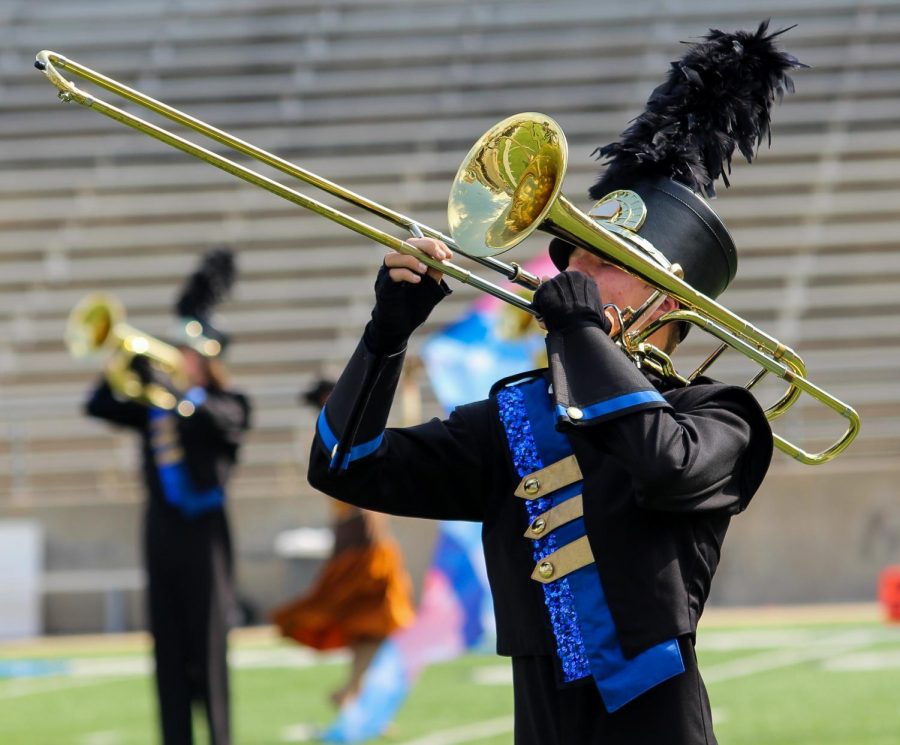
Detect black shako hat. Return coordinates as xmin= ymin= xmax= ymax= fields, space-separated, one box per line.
xmin=549 ymin=21 xmax=805 ymax=300
xmin=172 ymin=247 xmax=237 ymax=357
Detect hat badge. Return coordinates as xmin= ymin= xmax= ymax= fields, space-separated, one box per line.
xmin=588 ymin=190 xmax=647 ymax=232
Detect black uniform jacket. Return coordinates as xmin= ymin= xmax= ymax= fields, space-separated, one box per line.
xmin=308 ymin=323 xmax=772 ymax=662
xmin=86 ymin=380 xmax=251 ymax=511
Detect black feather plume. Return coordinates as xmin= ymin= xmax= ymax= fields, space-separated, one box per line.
xmin=175 ymin=247 xmax=236 ymax=320
xmin=590 ymin=20 xmax=806 ymax=200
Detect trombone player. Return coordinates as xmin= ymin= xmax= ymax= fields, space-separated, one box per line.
xmin=308 ymin=23 xmax=798 ymax=745
xmin=83 ymin=249 xmax=250 ymax=745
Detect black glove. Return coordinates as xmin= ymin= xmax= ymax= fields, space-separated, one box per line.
xmin=363 ymin=264 xmax=450 ymax=355
xmin=532 ymin=271 xmax=611 ymax=334
xmin=129 ymin=354 xmax=157 ymax=385
xmin=129 ymin=355 xmax=179 ymax=394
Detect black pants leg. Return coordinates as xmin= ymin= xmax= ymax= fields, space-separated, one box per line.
xmin=512 ymin=636 xmax=716 ymax=745
xmin=146 ymin=509 xmax=233 ymax=745
xmin=148 ymin=551 xmax=194 ymax=745
xmin=195 ymin=538 xmax=232 ymax=745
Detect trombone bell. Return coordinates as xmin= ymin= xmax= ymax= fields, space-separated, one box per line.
xmin=65 ymin=292 xmax=124 ymax=358
xmin=449 ymin=113 xmax=567 ymax=257
xmin=66 ymin=293 xmax=187 ymax=410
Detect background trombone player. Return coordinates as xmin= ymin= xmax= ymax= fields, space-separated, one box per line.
xmin=82 ymin=248 xmax=250 ymax=745
xmin=307 ymin=22 xmax=798 ymax=745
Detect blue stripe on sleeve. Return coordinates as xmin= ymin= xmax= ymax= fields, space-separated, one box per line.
xmin=316 ymin=407 xmax=385 ymax=470
xmin=557 ymin=390 xmax=666 ymax=422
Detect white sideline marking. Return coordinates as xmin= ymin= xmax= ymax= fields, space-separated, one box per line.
xmin=280 ymin=723 xmax=319 ymax=742
xmin=699 ymin=627 xmax=897 ymax=651
xmin=822 ymin=650 xmax=900 ymax=672
xmin=397 ymin=717 xmax=514 ymax=745
xmin=703 ymin=630 xmax=879 ymax=683
xmin=79 ymin=732 xmax=122 ymax=745
xmin=0 ymin=647 xmax=345 ymax=700
xmin=60 ymin=648 xmax=333 ymax=679
xmin=471 ymin=664 xmax=513 ymax=686
xmin=0 ymin=676 xmax=122 ymax=701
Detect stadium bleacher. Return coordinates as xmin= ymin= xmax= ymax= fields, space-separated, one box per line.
xmin=1 ymin=0 xmax=899 ymax=630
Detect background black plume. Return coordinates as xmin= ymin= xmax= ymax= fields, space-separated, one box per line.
xmin=590 ymin=20 xmax=806 ymax=200
xmin=175 ymin=247 xmax=236 ymax=320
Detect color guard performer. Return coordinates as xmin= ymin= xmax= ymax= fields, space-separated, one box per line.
xmin=271 ymin=379 xmax=415 ymax=708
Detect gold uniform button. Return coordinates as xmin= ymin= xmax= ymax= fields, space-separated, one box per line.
xmin=566 ymin=406 xmax=584 ymax=420
xmin=538 ymin=561 xmax=554 ymax=579
xmin=524 ymin=477 xmax=541 ymax=495
xmin=530 ymin=517 xmax=547 ymax=536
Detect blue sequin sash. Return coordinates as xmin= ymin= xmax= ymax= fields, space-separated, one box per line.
xmin=497 ymin=380 xmax=591 ymax=683
xmin=496 ymin=375 xmax=685 ymax=711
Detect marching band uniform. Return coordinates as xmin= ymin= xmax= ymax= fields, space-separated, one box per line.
xmin=86 ymin=249 xmax=249 ymax=745
xmin=308 ymin=296 xmax=771 ymax=743
xmin=307 ymin=22 xmax=800 ymax=745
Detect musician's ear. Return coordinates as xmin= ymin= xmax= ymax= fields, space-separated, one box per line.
xmin=656 ymin=295 xmax=683 ymax=354
xmin=658 ymin=295 xmax=679 ymax=315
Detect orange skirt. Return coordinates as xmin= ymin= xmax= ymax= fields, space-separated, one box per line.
xmin=270 ymin=540 xmax=415 ymax=651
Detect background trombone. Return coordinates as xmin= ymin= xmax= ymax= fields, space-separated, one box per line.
xmin=66 ymin=292 xmax=188 ymax=411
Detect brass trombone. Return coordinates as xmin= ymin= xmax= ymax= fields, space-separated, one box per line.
xmin=36 ymin=50 xmax=859 ymax=464
xmin=66 ymin=292 xmax=188 ymax=410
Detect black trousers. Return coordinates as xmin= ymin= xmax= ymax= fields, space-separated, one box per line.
xmin=146 ymin=507 xmax=234 ymax=745
xmin=512 ymin=636 xmax=716 ymax=745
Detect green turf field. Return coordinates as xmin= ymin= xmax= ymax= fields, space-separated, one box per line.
xmin=2 ymin=619 xmax=899 ymax=745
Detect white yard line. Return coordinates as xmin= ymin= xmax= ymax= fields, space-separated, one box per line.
xmin=0 ymin=675 xmax=123 ymax=701
xmin=471 ymin=664 xmax=513 ymax=686
xmin=0 ymin=647 xmax=345 ymax=701
xmin=396 ymin=717 xmax=514 ymax=745
xmin=699 ymin=627 xmax=898 ymax=651
xmin=78 ymin=731 xmax=123 ymax=745
xmin=280 ymin=723 xmax=319 ymax=742
xmin=703 ymin=630 xmax=882 ymax=684
xmin=822 ymin=649 xmax=900 ymax=672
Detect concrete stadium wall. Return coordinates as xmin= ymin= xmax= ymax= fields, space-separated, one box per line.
xmin=714 ymin=459 xmax=900 ymax=606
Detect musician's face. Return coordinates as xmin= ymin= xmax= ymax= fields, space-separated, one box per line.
xmin=180 ymin=347 xmax=210 ymax=388
xmin=566 ymin=247 xmax=679 ymax=351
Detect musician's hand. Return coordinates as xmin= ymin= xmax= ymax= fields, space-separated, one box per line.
xmin=384 ymin=238 xmax=451 ymax=285
xmin=128 ymin=355 xmax=181 ymax=396
xmin=129 ymin=355 xmax=156 ymax=385
xmin=532 ymin=271 xmax=612 ymax=335
xmin=364 ymin=239 xmax=452 ymax=355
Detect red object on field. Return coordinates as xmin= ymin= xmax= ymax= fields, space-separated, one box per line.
xmin=878 ymin=566 xmax=900 ymax=622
